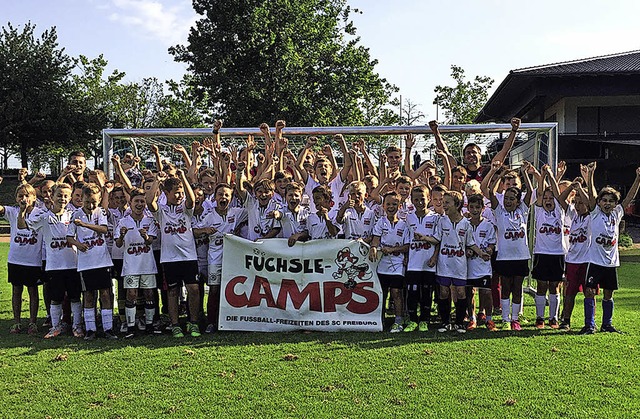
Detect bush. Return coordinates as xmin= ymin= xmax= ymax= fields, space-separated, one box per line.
xmin=619 ymin=232 xmax=634 ymax=248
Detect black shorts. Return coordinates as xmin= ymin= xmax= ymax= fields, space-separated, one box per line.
xmin=532 ymin=254 xmax=565 ymax=282
xmin=8 ymin=263 xmax=42 ymax=288
xmin=377 ymin=273 xmax=404 ymax=291
xmin=467 ymin=275 xmax=492 ymax=289
xmin=112 ymin=259 xmax=123 ymax=281
xmin=48 ymin=269 xmax=82 ymax=301
xmin=80 ymin=267 xmax=113 ymax=292
xmin=162 ymin=260 xmax=199 ymax=288
xmin=585 ymin=263 xmax=618 ymax=291
xmin=405 ymin=270 xmax=436 ymax=287
xmin=494 ymin=259 xmax=530 ymax=277
xmin=154 ymin=250 xmax=164 ymax=290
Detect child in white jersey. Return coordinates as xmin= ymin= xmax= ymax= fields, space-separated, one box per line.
xmin=307 ymin=185 xmax=339 ymax=240
xmin=67 ymin=183 xmax=115 ymax=340
xmin=487 ymin=160 xmax=534 ymax=331
xmin=115 ymin=189 xmax=159 ymax=338
xmin=193 ymin=184 xmax=247 ymax=333
xmin=26 ymin=183 xmax=83 ymax=339
xmin=269 ymin=182 xmax=310 ymax=246
xmin=404 ymin=185 xmax=440 ymax=332
xmin=369 ymin=192 xmax=410 ymax=333
xmin=336 ymin=181 xmax=376 ymax=243
xmin=146 ymin=170 xmax=201 ymax=338
xmin=582 ymin=163 xmax=640 ymax=334
xmin=532 ymin=165 xmax=567 ymax=329
xmin=236 ymin=163 xmax=282 ymax=241
xmin=2 ymin=184 xmax=42 ymax=334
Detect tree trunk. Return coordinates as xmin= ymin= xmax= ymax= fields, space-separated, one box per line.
xmin=21 ymin=140 xmax=28 ymax=169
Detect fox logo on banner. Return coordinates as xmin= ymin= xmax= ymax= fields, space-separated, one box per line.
xmin=220 ymin=235 xmax=383 ymax=332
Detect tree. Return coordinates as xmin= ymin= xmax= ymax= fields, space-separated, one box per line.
xmin=0 ymin=22 xmax=89 ymax=168
xmin=432 ymin=65 xmax=493 ymax=158
xmin=155 ymin=75 xmax=208 ymax=128
xmin=170 ymin=0 xmax=396 ymax=128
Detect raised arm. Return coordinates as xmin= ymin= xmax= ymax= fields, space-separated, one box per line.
xmin=356 ymin=138 xmax=378 ymax=178
xmin=492 ymin=118 xmax=521 ymax=164
xmin=335 ymin=134 xmax=352 ymax=182
xmin=145 ymin=171 xmax=166 ymax=213
xmin=621 ymin=167 xmax=640 ymax=209
xmin=235 ymin=161 xmax=248 ymax=202
xmin=487 ymin=160 xmax=502 ymax=209
xmin=520 ymin=161 xmax=536 ymax=206
xmin=111 ymin=155 xmax=133 ymax=193
xmin=435 ymin=149 xmax=452 ymax=190
xmin=403 ymin=134 xmax=417 ymax=179
xmin=429 ymin=120 xmax=458 ymax=170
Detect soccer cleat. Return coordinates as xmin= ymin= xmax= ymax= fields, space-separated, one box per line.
xmin=42 ymin=316 xmax=52 ymax=328
xmin=535 ymin=318 xmax=545 ymax=329
xmin=403 ymin=321 xmax=418 ymax=332
xmin=390 ymin=323 xmax=403 ymax=333
xmin=120 ymin=322 xmax=129 ymax=333
xmin=437 ymin=324 xmax=452 ymax=333
xmin=511 ymin=320 xmax=522 ymax=331
xmin=477 ymin=313 xmax=487 ymax=325
xmin=466 ymin=320 xmax=477 ymax=331
xmin=455 ymin=324 xmax=466 ymax=334
xmin=205 ymin=324 xmax=216 ymax=334
xmin=103 ymin=329 xmax=118 ymax=340
xmin=486 ymin=320 xmax=497 ymax=331
xmin=27 ymin=323 xmax=38 ymax=335
xmin=502 ymin=321 xmax=511 ymax=331
xmin=72 ymin=326 xmax=85 ymax=338
xmin=84 ymin=330 xmax=96 ymax=341
xmin=559 ymin=320 xmax=570 ymax=331
xmin=578 ymin=326 xmax=596 ymax=335
xmin=10 ymin=323 xmax=22 ymax=334
xmin=44 ymin=326 xmax=61 ymax=339
xmin=124 ymin=327 xmax=136 ymax=339
xmin=418 ymin=321 xmax=428 ymax=332
xmin=518 ymin=315 xmax=529 ymax=325
xmin=549 ymin=318 xmax=560 ymax=329
xmin=187 ymin=322 xmax=201 ymax=338
xmin=172 ymin=326 xmax=184 ymax=338
xmin=600 ymin=324 xmax=623 ymax=334
xmin=137 ymin=318 xmax=147 ymax=331
xmin=59 ymin=322 xmax=70 ymax=335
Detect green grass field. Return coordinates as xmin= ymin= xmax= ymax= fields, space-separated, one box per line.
xmin=1 ymin=241 xmax=639 ymax=418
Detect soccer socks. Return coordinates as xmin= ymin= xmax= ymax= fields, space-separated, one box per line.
xmin=512 ymin=303 xmax=521 ymax=321
xmin=125 ymin=302 xmax=137 ymax=328
xmin=70 ymin=301 xmax=83 ymax=329
xmin=535 ymin=295 xmax=546 ymax=319
xmin=584 ymin=297 xmax=596 ymax=328
xmin=84 ymin=308 xmax=97 ymax=332
xmin=500 ymin=299 xmax=510 ymax=322
xmin=602 ymin=299 xmax=614 ymax=327
xmin=145 ymin=301 xmax=155 ymax=326
xmin=454 ymin=299 xmax=467 ymax=326
xmin=102 ymin=309 xmax=113 ymax=332
xmin=438 ymin=298 xmax=451 ymax=325
xmin=405 ymin=283 xmax=419 ymax=322
xmin=50 ymin=304 xmax=62 ymax=328
xmin=549 ymin=294 xmax=559 ymax=321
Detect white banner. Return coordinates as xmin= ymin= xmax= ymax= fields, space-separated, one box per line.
xmin=219 ymin=235 xmax=383 ymax=332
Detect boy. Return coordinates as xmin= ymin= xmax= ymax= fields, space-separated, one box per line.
xmin=146 ymin=170 xmax=201 ymax=338
xmin=236 ymin=162 xmax=282 ymax=241
xmin=67 ymin=183 xmax=116 ymax=340
xmin=369 ymin=192 xmax=410 ymax=332
xmin=307 ymin=185 xmax=339 ymax=240
xmin=2 ymin=184 xmax=42 ymax=334
xmin=336 ymin=181 xmax=376 ymax=242
xmin=24 ymin=183 xmax=83 ymax=339
xmin=269 ymin=182 xmax=310 ymax=246
xmin=115 ymin=188 xmax=159 ymax=337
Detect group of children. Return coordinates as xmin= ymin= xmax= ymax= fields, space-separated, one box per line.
xmin=4 ymin=118 xmax=637 ymax=338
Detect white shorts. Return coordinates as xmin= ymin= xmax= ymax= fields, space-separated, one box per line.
xmin=208 ymin=264 xmax=222 ymax=286
xmin=123 ymin=274 xmax=157 ymax=289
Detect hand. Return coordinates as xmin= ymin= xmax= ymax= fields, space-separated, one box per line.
xmin=321 ymin=144 xmax=333 ymax=157
xmin=636 ymin=167 xmax=640 ymax=178
xmin=120 ymin=226 xmax=128 ymax=237
xmin=380 ymin=246 xmax=392 ymax=255
xmin=259 ymin=123 xmax=270 ymax=137
xmin=73 ymin=219 xmax=84 ymax=227
xmin=156 ymin=171 xmax=168 ymax=182
xmin=213 ymin=119 xmax=223 ymax=132
xmin=151 ymin=144 xmax=159 ymax=154
xmin=76 ymin=243 xmax=89 ymax=252
xmin=580 ymin=164 xmax=589 ymax=181
xmin=288 ymin=234 xmax=299 ymax=247
xmin=133 ymin=156 xmax=141 ymax=165
xmin=256 ymin=153 xmax=265 ymax=164
xmin=104 ymin=182 xmax=115 ymax=194
xmin=111 ymin=155 xmax=121 ymax=165
xmin=173 ymin=144 xmax=187 ymax=154
xmin=414 ymin=232 xmax=425 ymax=241
xmin=306 ymin=137 xmax=318 ymax=149
xmin=427 ymin=255 xmax=437 ymax=268
xmin=266 ymin=210 xmax=280 ymax=220
xmin=511 ymin=117 xmax=521 ymax=131
xmin=480 ymin=251 xmax=491 ymax=261
xmin=356 ymin=138 xmax=366 ymax=151
xmin=466 ymin=249 xmax=475 ymax=258
xmin=587 ymin=161 xmax=597 ymax=172
xmin=246 ymin=135 xmax=256 ymax=151
xmin=428 ymin=120 xmax=439 ymax=132
xmin=557 ymin=160 xmax=566 ymax=173
xmin=275 ymin=120 xmax=286 ymax=131
xmin=317 ymin=207 xmax=328 ymax=220
xmin=138 ymin=227 xmax=148 ymax=239
xmin=368 ymin=247 xmax=378 ymax=262
xmin=175 ymin=169 xmax=184 ymax=178
xmin=63 ymin=165 xmax=76 ymax=174
xmin=18 ymin=168 xmax=28 ymax=181
xmin=0 ymin=176 xmax=3 ymax=185
xmin=345 ymin=198 xmax=355 ymax=209
xmin=405 ymin=133 xmax=415 ymax=149
xmin=542 ymin=164 xmax=552 ymax=175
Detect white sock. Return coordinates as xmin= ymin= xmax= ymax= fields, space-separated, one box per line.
xmin=50 ymin=304 xmax=62 ymax=328
xmin=71 ymin=301 xmax=83 ymax=328
xmin=512 ymin=303 xmax=521 ymax=321
xmin=501 ymin=299 xmax=510 ymax=322
xmin=535 ymin=295 xmax=546 ymax=319
xmin=125 ymin=306 xmax=136 ymax=327
xmin=145 ymin=307 xmax=155 ymax=325
xmin=101 ymin=309 xmax=113 ymax=332
xmin=84 ymin=308 xmax=96 ymax=331
xmin=549 ymin=294 xmax=559 ymax=320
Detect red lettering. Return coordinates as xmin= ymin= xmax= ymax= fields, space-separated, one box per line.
xmin=347 ymin=282 xmax=379 ymax=314
xmin=276 ymin=279 xmax=322 ymax=311
xmin=225 ymin=276 xmax=249 ymax=307
xmin=247 ymin=275 xmax=277 ymax=308
xmin=323 ymin=281 xmax=352 ymax=313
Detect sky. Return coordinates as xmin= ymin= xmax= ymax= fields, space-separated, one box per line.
xmin=5 ymin=0 xmax=640 ymax=124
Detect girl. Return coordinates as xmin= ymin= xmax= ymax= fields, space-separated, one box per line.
xmin=487 ymin=160 xmax=534 ymax=331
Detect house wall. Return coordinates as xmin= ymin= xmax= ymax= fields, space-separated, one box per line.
xmin=557 ymin=96 xmax=640 ymax=133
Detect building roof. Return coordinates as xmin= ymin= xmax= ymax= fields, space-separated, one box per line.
xmin=475 ymin=50 xmax=640 ymax=123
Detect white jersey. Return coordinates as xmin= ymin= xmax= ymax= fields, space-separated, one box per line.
xmin=153 ymin=202 xmax=197 ymax=263
xmin=468 ymin=219 xmax=496 ymax=279
xmin=372 ymin=217 xmax=410 ymax=275
xmin=107 ymin=207 xmax=128 ymax=260
xmin=397 ymin=199 xmax=415 ymax=221
xmin=565 ymin=205 xmax=590 ymax=264
xmin=533 ymin=202 xmax=566 ymax=255
xmin=114 ymin=215 xmax=158 ymax=276
xmin=244 ymin=194 xmax=281 ymax=241
xmin=67 ymin=208 xmax=113 ymax=272
xmin=434 ymin=216 xmax=476 ymax=280
xmin=587 ymin=205 xmax=623 ymax=267
xmin=192 ymin=206 xmax=215 ymax=269
xmin=3 ymin=206 xmax=42 ymax=267
xmin=27 ymin=208 xmax=77 ymax=271
xmin=307 ymin=209 xmax=338 ymax=240
xmin=278 ymin=206 xmax=310 ymax=238
xmin=493 ymin=202 xmax=530 ymax=261
xmin=197 ymin=208 xmax=247 ymax=266
xmin=339 ymin=206 xmax=376 ymax=241
xmin=305 ymin=175 xmax=345 ymax=214
xmin=406 ymin=211 xmax=440 ymax=273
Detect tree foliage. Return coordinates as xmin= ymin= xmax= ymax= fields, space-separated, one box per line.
xmin=170 ymin=0 xmax=397 ymax=127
